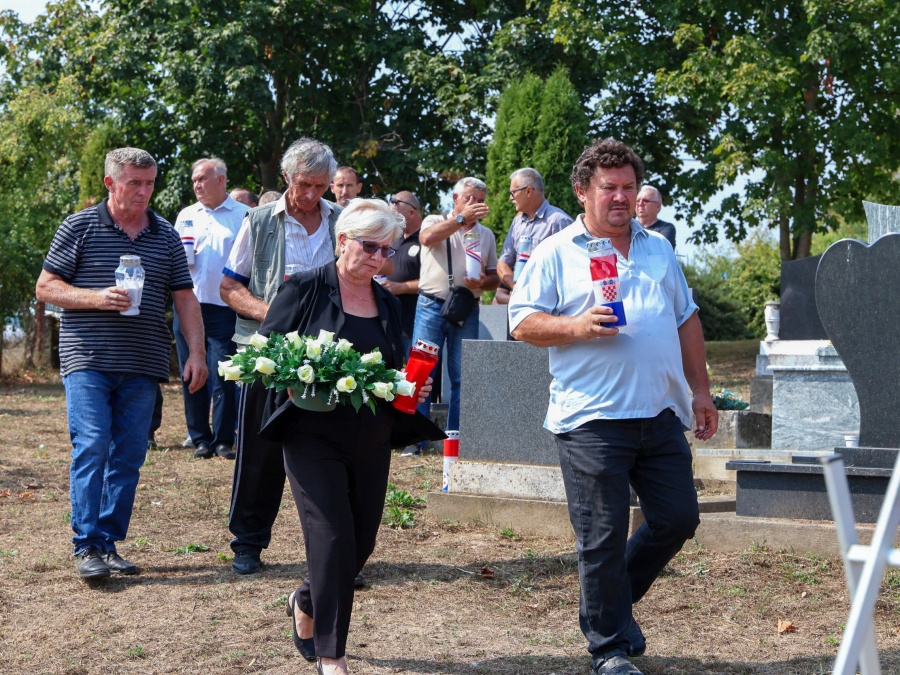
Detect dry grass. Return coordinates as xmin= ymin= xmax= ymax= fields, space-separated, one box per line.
xmin=2 ymin=347 xmax=900 ymax=674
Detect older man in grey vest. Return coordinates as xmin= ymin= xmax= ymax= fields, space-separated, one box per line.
xmin=221 ymin=138 xmax=342 ymax=575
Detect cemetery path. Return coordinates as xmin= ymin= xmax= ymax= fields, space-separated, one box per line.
xmin=2 ymin=376 xmax=900 ymax=674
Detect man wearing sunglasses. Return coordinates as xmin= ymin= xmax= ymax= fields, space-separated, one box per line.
xmin=220 ymin=138 xmax=343 ymax=576
xmin=414 ymin=177 xmax=499 ymax=441
xmin=635 ymin=185 xmax=676 ymax=250
xmin=495 ymin=168 xmax=573 ymax=304
xmin=382 ymin=192 xmax=423 ymax=355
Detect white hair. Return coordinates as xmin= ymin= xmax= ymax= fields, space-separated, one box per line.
xmin=334 ymin=199 xmax=404 ymax=254
xmin=281 ymin=138 xmax=337 ymax=181
xmin=452 ymin=176 xmax=487 ymax=196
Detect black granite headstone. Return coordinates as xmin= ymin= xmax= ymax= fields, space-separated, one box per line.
xmin=816 ymin=233 xmax=900 ymax=449
xmin=780 ymin=255 xmax=828 ymax=340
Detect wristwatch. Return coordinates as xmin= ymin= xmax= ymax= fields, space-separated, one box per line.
xmin=455 ymin=214 xmax=466 ymax=226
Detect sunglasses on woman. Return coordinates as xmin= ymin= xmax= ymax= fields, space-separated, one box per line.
xmin=352 ymin=238 xmax=396 ymax=258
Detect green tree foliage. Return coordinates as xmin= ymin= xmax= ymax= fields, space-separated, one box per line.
xmin=698 ymin=231 xmax=782 ymax=338
xmin=0 ymin=80 xmax=85 ymax=319
xmin=545 ymin=0 xmax=900 ymax=260
xmin=484 ymin=68 xmax=588 ymax=248
xmin=484 ymin=74 xmax=543 ymax=239
xmin=682 ymin=264 xmax=751 ymax=342
xmin=532 ymin=67 xmax=589 ymax=219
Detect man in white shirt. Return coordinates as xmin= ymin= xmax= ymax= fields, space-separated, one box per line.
xmin=220 ymin=138 xmax=341 ymax=575
xmin=173 ymin=158 xmax=249 ymax=460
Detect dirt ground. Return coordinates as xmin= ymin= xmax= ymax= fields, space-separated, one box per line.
xmin=3 ymin=357 xmax=900 ymax=674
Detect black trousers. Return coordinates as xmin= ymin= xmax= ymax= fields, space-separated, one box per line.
xmin=284 ymin=401 xmax=394 ymax=659
xmin=228 ymin=380 xmax=287 ymax=551
xmin=555 ymin=409 xmax=700 ymax=657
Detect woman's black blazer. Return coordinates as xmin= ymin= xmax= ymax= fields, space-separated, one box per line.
xmin=256 ymin=261 xmax=444 ymax=446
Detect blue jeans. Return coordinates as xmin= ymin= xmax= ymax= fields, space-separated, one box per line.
xmin=411 ymin=294 xmax=479 ymax=431
xmin=174 ymin=302 xmax=238 ymax=448
xmin=63 ymin=370 xmax=158 ymax=554
xmin=555 ymin=410 xmax=700 ymax=656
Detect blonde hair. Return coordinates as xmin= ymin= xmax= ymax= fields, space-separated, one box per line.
xmin=334 ymin=199 xmax=404 ymax=254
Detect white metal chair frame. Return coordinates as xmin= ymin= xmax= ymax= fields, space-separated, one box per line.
xmin=821 ymin=452 xmax=900 ymax=675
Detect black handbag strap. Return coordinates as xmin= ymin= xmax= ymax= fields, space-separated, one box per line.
xmin=446 ymin=236 xmax=455 ymax=289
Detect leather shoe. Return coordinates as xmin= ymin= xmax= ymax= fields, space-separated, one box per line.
xmin=104 ymin=551 xmax=139 ymax=575
xmin=625 ymin=617 xmax=645 ymax=657
xmin=286 ymin=590 xmax=316 ymax=661
xmin=213 ymin=443 xmax=236 ymax=460
xmin=354 ymin=572 xmax=365 ymax=588
xmin=193 ymin=443 xmax=214 ymax=459
xmin=232 ymin=547 xmax=262 ymax=574
xmin=76 ymin=547 xmax=110 ymax=579
xmin=592 ymin=652 xmax=643 ymax=675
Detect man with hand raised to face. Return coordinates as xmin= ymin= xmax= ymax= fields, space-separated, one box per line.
xmin=509 ymin=138 xmax=717 ymax=675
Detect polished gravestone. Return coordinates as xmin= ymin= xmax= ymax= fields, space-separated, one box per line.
xmin=779 ymin=255 xmax=828 ymax=340
xmin=728 ymin=232 xmax=900 ymax=522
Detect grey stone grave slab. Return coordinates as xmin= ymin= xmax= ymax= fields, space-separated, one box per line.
xmin=726 ymin=451 xmax=893 ymax=523
xmin=816 ymin=233 xmax=900 ymax=449
xmin=459 ymin=340 xmax=557 ymax=465
xmin=769 ymin=344 xmax=858 ymax=451
xmin=477 ymin=304 xmax=509 ymax=341
xmin=779 ymin=255 xmax=828 ymax=340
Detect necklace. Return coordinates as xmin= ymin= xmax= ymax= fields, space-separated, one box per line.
xmin=338 ymin=275 xmax=374 ymax=303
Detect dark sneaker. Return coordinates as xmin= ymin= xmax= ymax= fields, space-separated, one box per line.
xmin=103 ymin=551 xmax=139 ymax=575
xmin=354 ymin=572 xmax=365 ymax=588
xmin=213 ymin=443 xmax=236 ymax=460
xmin=232 ymin=547 xmax=262 ymax=575
xmin=193 ymin=443 xmax=214 ymax=459
xmin=76 ymin=547 xmax=111 ymax=579
xmin=625 ymin=617 xmax=646 ymax=657
xmin=592 ymin=652 xmax=643 ymax=675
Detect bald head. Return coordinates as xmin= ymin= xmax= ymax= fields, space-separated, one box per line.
xmin=390 ymin=191 xmax=422 ymax=234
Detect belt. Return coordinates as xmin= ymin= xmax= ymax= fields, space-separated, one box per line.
xmin=419 ymin=291 xmax=445 ymax=304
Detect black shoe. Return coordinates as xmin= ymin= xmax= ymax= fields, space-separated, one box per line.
xmin=76 ymin=547 xmax=110 ymax=579
xmin=232 ymin=547 xmax=262 ymax=574
xmin=592 ymin=651 xmax=643 ymax=675
xmin=213 ymin=443 xmax=236 ymax=460
xmin=354 ymin=572 xmax=365 ymax=588
xmin=625 ymin=617 xmax=646 ymax=657
xmin=103 ymin=551 xmax=140 ymax=575
xmin=193 ymin=443 xmax=214 ymax=459
xmin=286 ymin=590 xmax=316 ymax=661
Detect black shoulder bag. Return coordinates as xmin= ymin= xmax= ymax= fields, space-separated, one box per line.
xmin=440 ymin=236 xmax=478 ymax=327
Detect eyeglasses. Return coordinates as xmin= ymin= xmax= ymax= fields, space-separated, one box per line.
xmin=636 ymin=199 xmax=660 ymax=205
xmin=388 ymin=195 xmax=418 ymax=211
xmin=352 ymin=238 xmax=396 ymax=258
xmin=509 ymin=187 xmax=528 ymax=198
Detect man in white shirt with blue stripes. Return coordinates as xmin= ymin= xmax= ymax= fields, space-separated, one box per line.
xmin=509 ymin=138 xmax=717 ymax=675
xmin=173 ymin=158 xmax=249 ymax=460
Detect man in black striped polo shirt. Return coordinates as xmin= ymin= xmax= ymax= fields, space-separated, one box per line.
xmin=36 ymin=147 xmax=209 ymax=580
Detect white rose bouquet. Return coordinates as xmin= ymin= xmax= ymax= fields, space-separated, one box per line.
xmin=218 ymin=329 xmax=415 ymax=414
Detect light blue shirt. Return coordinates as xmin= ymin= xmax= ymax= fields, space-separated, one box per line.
xmin=508 ymin=216 xmax=698 ymax=434
xmin=499 ymin=199 xmax=574 ymax=266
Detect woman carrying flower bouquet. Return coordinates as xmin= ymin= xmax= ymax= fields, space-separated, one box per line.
xmin=254 ymin=198 xmax=442 ymax=675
